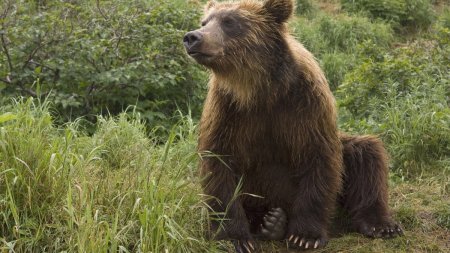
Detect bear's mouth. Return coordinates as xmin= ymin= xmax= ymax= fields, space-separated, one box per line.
xmin=188 ymin=51 xmax=213 ymax=58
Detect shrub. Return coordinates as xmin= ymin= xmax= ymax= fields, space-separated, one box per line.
xmin=402 ymin=0 xmax=436 ymax=29
xmin=0 ymin=0 xmax=206 ymax=128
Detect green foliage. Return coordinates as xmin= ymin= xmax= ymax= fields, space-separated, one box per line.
xmin=320 ymin=52 xmax=355 ymax=91
xmin=341 ymin=0 xmax=436 ymax=30
xmin=291 ymin=14 xmax=393 ymax=89
xmin=338 ymin=27 xmax=450 ymax=175
xmin=86 ymin=112 xmax=152 ymax=169
xmin=0 ymin=98 xmax=72 ymax=250
xmin=296 ymin=0 xmax=315 ymax=15
xmin=0 ymin=98 xmax=222 ymax=252
xmin=404 ymin=0 xmax=436 ymax=29
xmin=1 ymin=97 xmax=450 ymax=253
xmin=440 ymin=6 xmax=450 ymax=28
xmin=341 ymin=0 xmax=406 ymax=23
xmin=318 ymin=14 xmax=393 ymax=53
xmin=0 ymin=0 xmax=206 ymax=128
xmin=293 ymin=14 xmax=393 ymax=55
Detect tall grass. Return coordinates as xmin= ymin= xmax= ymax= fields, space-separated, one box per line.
xmin=0 ymin=98 xmax=222 ymax=252
xmin=1 ymin=98 xmax=449 ymax=252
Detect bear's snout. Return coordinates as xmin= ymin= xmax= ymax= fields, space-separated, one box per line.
xmin=183 ymin=31 xmax=203 ymax=52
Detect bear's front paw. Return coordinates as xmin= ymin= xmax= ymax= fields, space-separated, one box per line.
xmin=287 ymin=234 xmax=328 ymax=250
xmin=286 ymin=219 xmax=329 ymax=249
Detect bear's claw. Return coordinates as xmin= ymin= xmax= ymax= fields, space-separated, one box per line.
xmin=288 ymin=235 xmax=327 ymax=249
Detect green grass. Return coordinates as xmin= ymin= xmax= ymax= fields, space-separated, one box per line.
xmin=1 ymin=99 xmax=449 ymax=253
xmin=290 ymin=13 xmax=393 ymax=89
xmin=0 ymin=98 xmax=220 ymax=252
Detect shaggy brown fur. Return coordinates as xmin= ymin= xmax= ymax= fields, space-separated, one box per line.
xmin=183 ymin=0 xmax=402 ymax=252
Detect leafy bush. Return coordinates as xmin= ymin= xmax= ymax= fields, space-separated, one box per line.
xmin=341 ymin=0 xmax=436 ymax=29
xmin=403 ymin=0 xmax=436 ymax=28
xmin=0 ymin=0 xmax=206 ymax=128
xmin=337 ymin=27 xmax=450 ymax=174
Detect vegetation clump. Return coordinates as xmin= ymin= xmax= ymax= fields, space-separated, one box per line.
xmin=341 ymin=0 xmax=436 ymax=30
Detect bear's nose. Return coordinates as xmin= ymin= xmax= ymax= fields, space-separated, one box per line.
xmin=183 ymin=31 xmax=203 ymax=49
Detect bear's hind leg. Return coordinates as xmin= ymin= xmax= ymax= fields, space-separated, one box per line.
xmin=340 ymin=134 xmax=403 ymax=238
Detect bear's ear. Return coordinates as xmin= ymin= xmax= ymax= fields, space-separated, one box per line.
xmin=205 ymin=0 xmax=217 ymax=12
xmin=263 ymin=0 xmax=294 ymax=24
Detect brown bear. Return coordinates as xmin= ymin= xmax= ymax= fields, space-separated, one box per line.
xmin=183 ymin=0 xmax=402 ymax=252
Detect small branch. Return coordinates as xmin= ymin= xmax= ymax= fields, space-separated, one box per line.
xmin=114 ymin=30 xmax=123 ymax=54
xmin=28 ymin=59 xmax=56 ymax=71
xmin=21 ymin=87 xmax=37 ymax=97
xmin=0 ymin=33 xmax=13 ymax=73
xmin=126 ymin=56 xmax=143 ymax=64
xmin=87 ymin=57 xmax=102 ymax=73
xmin=0 ymin=0 xmax=12 ymax=19
xmin=96 ymin=0 xmax=108 ymax=20
xmin=0 ymin=76 xmax=11 ymax=84
xmin=1 ymin=1 xmax=13 ymax=72
xmin=22 ymin=39 xmax=46 ymax=69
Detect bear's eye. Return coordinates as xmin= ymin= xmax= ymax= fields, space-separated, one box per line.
xmin=222 ymin=17 xmax=235 ymax=28
xmin=201 ymin=20 xmax=208 ymax=27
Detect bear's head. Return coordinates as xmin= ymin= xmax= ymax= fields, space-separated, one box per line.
xmin=183 ymin=0 xmax=295 ymax=73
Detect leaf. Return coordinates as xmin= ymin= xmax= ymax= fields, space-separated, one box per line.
xmin=34 ymin=66 xmax=42 ymax=74
xmin=0 ymin=113 xmax=17 ymax=124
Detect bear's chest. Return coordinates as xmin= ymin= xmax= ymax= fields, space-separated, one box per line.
xmin=228 ymin=108 xmax=292 ymax=164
